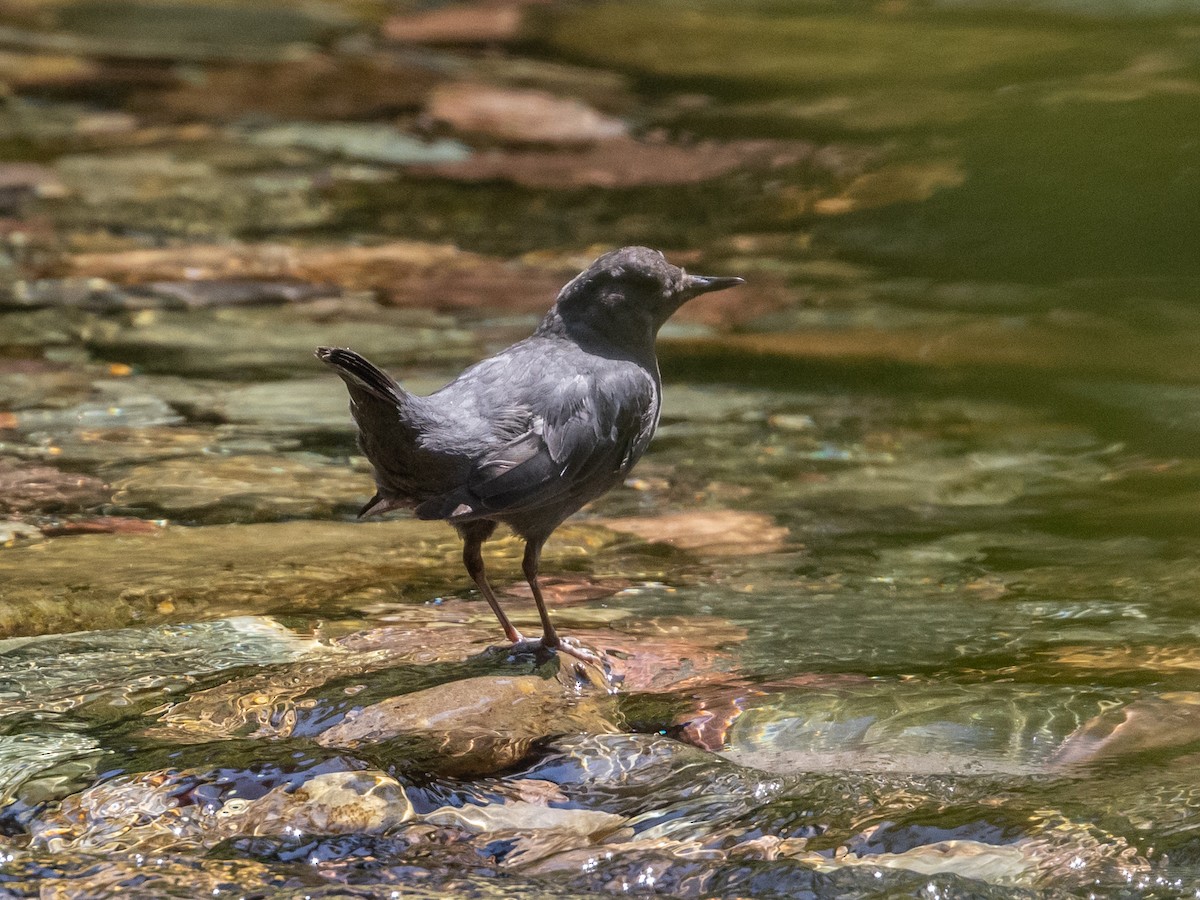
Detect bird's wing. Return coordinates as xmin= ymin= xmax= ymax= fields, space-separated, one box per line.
xmin=415 ymin=368 xmax=657 ymax=521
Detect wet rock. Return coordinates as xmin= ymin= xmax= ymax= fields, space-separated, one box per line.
xmin=428 ymin=82 xmax=626 ymax=146
xmin=30 ymin=769 xmax=208 ymax=854
xmin=0 ymin=358 xmax=97 ymax=413
xmin=19 ymin=0 xmax=359 ymax=63
xmin=0 ymin=519 xmax=43 ymax=546
xmin=246 ymin=122 xmax=470 ymax=166
xmin=317 ymin=667 xmax=621 ymax=776
xmin=0 ymin=458 xmax=109 ymax=514
xmin=600 ymin=510 xmax=789 ymax=557
xmin=57 ymin=240 xmax=572 ymax=314
xmin=0 ymin=49 xmax=101 ymax=91
xmin=422 ymin=136 xmax=816 ymax=189
xmin=721 ymin=680 xmax=1108 ymax=776
xmin=1052 ymin=692 xmax=1200 ymax=768
xmin=382 ymin=1 xmax=536 ymax=45
xmin=425 ymin=800 xmax=625 ymax=837
xmin=0 ymin=278 xmax=305 ymax=313
xmin=50 ymin=151 xmax=332 ymax=237
xmin=3 ymin=388 xmax=182 ymax=436
xmin=109 ymin=452 xmax=370 ymax=522
xmin=0 ymin=519 xmax=611 ymax=638
xmin=0 ymin=519 xmax=452 ymax=637
xmin=140 ymin=55 xmax=439 ymax=123
xmin=0 ymin=163 xmax=67 ymax=212
xmin=38 ymin=515 xmax=163 ymax=537
xmin=78 ymin=305 xmax=477 ymax=378
xmin=237 ymin=770 xmax=413 ymax=836
xmin=0 ymin=616 xmax=316 ymax=719
xmin=464 ymin=55 xmax=632 ymax=111
xmin=795 ymin=839 xmax=1037 ymax=886
xmin=0 ymin=732 xmax=100 ymax=809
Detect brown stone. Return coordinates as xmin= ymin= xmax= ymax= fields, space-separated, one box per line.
xmin=599 ymin=510 xmax=789 ymax=556
xmin=382 ymin=2 xmax=535 ymax=45
xmin=428 ymin=82 xmax=626 ymax=146
xmin=420 ymin=137 xmax=816 ymax=188
xmin=0 ymin=458 xmax=109 ymax=514
xmin=139 ymin=55 xmax=438 ymax=123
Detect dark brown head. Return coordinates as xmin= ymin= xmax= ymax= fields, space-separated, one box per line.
xmin=546 ymin=246 xmax=743 ymax=354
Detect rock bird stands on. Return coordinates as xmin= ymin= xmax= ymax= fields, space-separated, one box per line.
xmin=318 ymin=247 xmax=744 ymax=664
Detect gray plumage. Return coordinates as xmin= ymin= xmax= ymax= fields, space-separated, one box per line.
xmin=317 ymin=246 xmax=743 ymax=660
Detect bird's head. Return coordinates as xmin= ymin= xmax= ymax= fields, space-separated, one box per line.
xmin=547 ymin=246 xmax=744 ymax=355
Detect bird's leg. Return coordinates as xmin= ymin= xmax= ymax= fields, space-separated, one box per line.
xmin=462 ymin=532 xmax=524 ymax=644
xmin=521 ymin=539 xmax=559 ymax=648
xmin=521 ymin=539 xmax=607 ymax=669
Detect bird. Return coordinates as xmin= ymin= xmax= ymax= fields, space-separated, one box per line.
xmin=317 ymin=246 xmax=744 ymax=665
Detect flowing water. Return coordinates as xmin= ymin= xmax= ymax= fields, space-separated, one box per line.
xmin=2 ymin=0 xmax=1200 ymax=896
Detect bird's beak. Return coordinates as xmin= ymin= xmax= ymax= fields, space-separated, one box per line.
xmin=680 ymin=274 xmax=746 ymax=299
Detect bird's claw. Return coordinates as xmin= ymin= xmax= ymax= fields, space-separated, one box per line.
xmin=499 ymin=636 xmax=614 ymax=683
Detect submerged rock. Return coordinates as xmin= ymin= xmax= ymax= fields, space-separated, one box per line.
xmin=236 ymin=770 xmax=414 ymax=837
xmin=0 ymin=519 xmax=614 ymax=638
xmin=109 ymin=452 xmax=369 ymax=522
xmin=57 ymin=240 xmax=571 ymax=313
xmin=601 ymin=510 xmax=789 ymax=557
xmin=428 ymin=82 xmax=627 ymax=146
xmin=382 ymin=1 xmax=535 ymax=45
xmin=317 ymin=664 xmax=620 ymax=776
xmin=421 ymin=137 xmax=816 ymax=189
xmin=50 ymin=151 xmax=333 ymax=237
xmin=141 ymin=54 xmax=439 ymax=123
xmin=245 ymin=122 xmax=471 ymax=166
xmin=0 ymin=458 xmax=109 ymax=514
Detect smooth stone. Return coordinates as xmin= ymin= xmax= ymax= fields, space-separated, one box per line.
xmin=599 ymin=510 xmax=789 ymax=556
xmin=425 ymin=800 xmax=626 ymax=837
xmin=31 ymin=0 xmax=358 ymax=62
xmin=0 ymin=519 xmax=44 ymax=546
xmin=57 ymin=239 xmax=573 ymax=314
xmin=0 ymin=616 xmax=316 ymax=719
xmin=1052 ymin=692 xmax=1200 ymax=767
xmin=317 ymin=667 xmax=620 ymax=776
xmin=428 ymin=82 xmax=626 ymax=146
xmin=382 ymin=1 xmax=533 ymax=45
xmin=236 ymin=771 xmax=413 ymax=836
xmin=422 ymin=136 xmax=816 ymax=189
xmin=0 ymin=519 xmax=613 ymax=638
xmin=78 ymin=305 xmax=477 ymax=377
xmin=0 ymin=458 xmax=110 ymax=514
xmin=796 ymin=839 xmax=1037 ymax=886
xmin=245 ymin=123 xmax=471 ymax=166
xmin=109 ymin=452 xmax=370 ymax=521
xmin=143 ymin=54 xmax=438 ymax=122
xmin=52 ymin=151 xmax=333 ymax=237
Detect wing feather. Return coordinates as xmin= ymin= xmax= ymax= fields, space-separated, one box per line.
xmin=425 ymin=368 xmax=657 ymax=522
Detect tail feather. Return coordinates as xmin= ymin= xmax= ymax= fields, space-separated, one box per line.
xmin=317 ymin=346 xmax=427 ymax=510
xmin=316 ymin=347 xmax=403 ymax=402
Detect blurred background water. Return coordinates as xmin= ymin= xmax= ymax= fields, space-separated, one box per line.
xmin=1 ymin=0 xmax=1200 ymax=896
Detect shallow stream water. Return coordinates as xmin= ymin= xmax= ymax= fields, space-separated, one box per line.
xmin=2 ymin=0 xmax=1200 ymax=896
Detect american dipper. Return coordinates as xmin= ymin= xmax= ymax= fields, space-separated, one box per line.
xmin=317 ymin=246 xmax=743 ymax=663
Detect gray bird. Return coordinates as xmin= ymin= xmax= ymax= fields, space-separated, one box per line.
xmin=317 ymin=246 xmax=743 ymax=663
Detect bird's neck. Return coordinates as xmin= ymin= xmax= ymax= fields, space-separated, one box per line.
xmin=536 ymin=306 xmax=659 ymax=369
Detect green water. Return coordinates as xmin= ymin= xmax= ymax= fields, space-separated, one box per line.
xmin=2 ymin=0 xmax=1200 ymax=896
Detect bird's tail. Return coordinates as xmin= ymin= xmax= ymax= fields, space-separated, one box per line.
xmin=316 ymin=346 xmax=404 ymax=403
xmin=316 ymin=346 xmax=424 ymax=517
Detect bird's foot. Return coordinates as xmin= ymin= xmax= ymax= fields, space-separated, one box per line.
xmin=499 ymin=635 xmax=614 ymax=684
xmin=549 ymin=636 xmax=608 ymax=671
